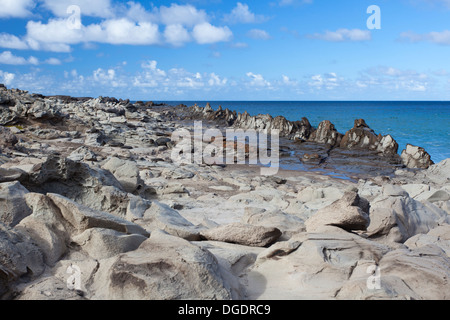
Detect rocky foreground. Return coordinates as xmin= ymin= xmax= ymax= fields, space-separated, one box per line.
xmin=0 ymin=85 xmax=449 ymax=300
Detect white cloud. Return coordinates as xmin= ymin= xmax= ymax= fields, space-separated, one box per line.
xmin=158 ymin=4 xmax=208 ymax=27
xmin=97 ymin=19 xmax=160 ymax=45
xmin=0 ymin=70 xmax=15 ymax=85
xmin=0 ymin=0 xmax=34 ymax=18
xmin=358 ymin=66 xmax=430 ymax=92
xmin=0 ymin=33 xmax=29 ymax=50
xmin=0 ymin=51 xmax=38 ymax=65
xmin=208 ymin=73 xmax=227 ymax=86
xmin=308 ymin=73 xmax=341 ymax=90
xmin=282 ymin=75 xmax=297 ymax=86
xmin=309 ymin=28 xmax=372 ymax=42
xmin=45 ymin=57 xmax=62 ymax=65
xmin=26 ymin=17 xmax=161 ymax=48
xmin=41 ymin=0 xmax=114 ymax=18
xmin=164 ymin=24 xmax=191 ymax=47
xmin=224 ymin=2 xmax=267 ymax=24
xmin=246 ymin=72 xmax=271 ymax=87
xmin=192 ymin=23 xmax=233 ymax=44
xmin=400 ymin=30 xmax=450 ymax=45
xmin=247 ymin=29 xmax=271 ymax=40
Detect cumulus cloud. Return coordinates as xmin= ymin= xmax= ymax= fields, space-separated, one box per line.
xmin=0 ymin=0 xmax=35 ymax=18
xmin=0 ymin=51 xmax=38 ymax=65
xmin=164 ymin=24 xmax=191 ymax=47
xmin=158 ymin=4 xmax=208 ymax=27
xmin=0 ymin=33 xmax=29 ymax=50
xmin=7 ymin=3 xmax=232 ymax=51
xmin=246 ymin=72 xmax=271 ymax=87
xmin=309 ymin=29 xmax=372 ymax=42
xmin=192 ymin=23 xmax=233 ymax=44
xmin=308 ymin=73 xmax=341 ymax=90
xmin=0 ymin=70 xmax=15 ymax=85
xmin=224 ymin=3 xmax=268 ymax=24
xmin=41 ymin=0 xmax=114 ymax=18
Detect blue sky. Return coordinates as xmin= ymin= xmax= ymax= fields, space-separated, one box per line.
xmin=1 ymin=0 xmax=450 ymax=100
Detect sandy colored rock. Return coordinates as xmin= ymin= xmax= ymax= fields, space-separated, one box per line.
xmin=0 ymin=181 xmax=31 ymax=227
xmin=200 ymin=223 xmax=282 ymax=247
xmin=90 ymin=230 xmax=233 ymax=300
xmin=305 ymin=191 xmax=370 ymax=232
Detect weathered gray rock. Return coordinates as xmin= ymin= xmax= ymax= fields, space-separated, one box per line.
xmin=245 ymin=230 xmax=390 ymax=299
xmin=305 ymin=191 xmax=370 ymax=233
xmin=0 ymin=181 xmax=31 ymax=227
xmin=309 ymin=120 xmax=342 ymax=146
xmin=0 ymin=223 xmax=45 ymax=297
xmin=103 ymin=157 xmax=144 ymax=194
xmin=47 ymin=193 xmax=149 ymax=237
xmin=16 ymin=193 xmax=70 ymax=266
xmin=0 ymin=126 xmax=18 ymax=149
xmin=72 ymin=228 xmax=147 ymax=260
xmin=200 ymin=223 xmax=282 ymax=247
xmin=378 ymin=246 xmax=450 ymax=299
xmin=68 ymin=146 xmax=97 ymax=162
xmin=340 ymin=119 xmax=399 ymax=156
xmin=242 ymin=207 xmax=305 ymax=240
xmin=90 ymin=230 xmax=233 ymax=300
xmin=139 ymin=201 xmax=201 ymax=241
xmin=0 ymin=167 xmax=27 ymax=183
xmin=367 ymin=192 xmax=450 ymax=244
xmin=401 ymin=144 xmax=434 ymax=169
xmin=19 ymin=156 xmax=130 ymax=217
xmin=404 ymin=224 xmax=450 ymax=256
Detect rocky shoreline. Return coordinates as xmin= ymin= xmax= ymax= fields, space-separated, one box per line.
xmin=1 ymin=85 xmax=449 ymax=300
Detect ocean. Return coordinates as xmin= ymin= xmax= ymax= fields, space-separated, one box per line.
xmin=160 ymin=101 xmax=450 ymax=164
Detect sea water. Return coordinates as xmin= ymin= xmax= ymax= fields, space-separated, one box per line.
xmin=161 ymin=101 xmax=450 ymax=164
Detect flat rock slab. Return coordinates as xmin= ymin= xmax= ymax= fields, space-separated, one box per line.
xmin=200 ymin=223 xmax=282 ymax=247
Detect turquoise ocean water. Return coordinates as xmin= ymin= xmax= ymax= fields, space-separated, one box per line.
xmin=161 ymin=101 xmax=450 ymax=164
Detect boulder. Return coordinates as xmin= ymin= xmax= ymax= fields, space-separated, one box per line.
xmin=0 ymin=167 xmax=27 ymax=183
xmin=242 ymin=207 xmax=305 ymax=240
xmin=103 ymin=157 xmax=144 ymax=194
xmin=366 ymin=192 xmax=450 ymax=243
xmin=19 ymin=156 xmax=130 ymax=217
xmin=0 ymin=223 xmax=45 ymax=297
xmin=305 ymin=191 xmax=370 ymax=233
xmin=90 ymin=231 xmax=233 ymax=300
xmin=72 ymin=228 xmax=147 ymax=260
xmin=0 ymin=181 xmax=31 ymax=227
xmin=401 ymin=144 xmax=434 ymax=169
xmin=16 ymin=193 xmax=70 ymax=266
xmin=308 ymin=120 xmax=342 ymax=146
xmin=47 ymin=193 xmax=149 ymax=237
xmin=0 ymin=126 xmax=18 ymax=149
xmin=200 ymin=223 xmax=282 ymax=247
xmin=340 ymin=119 xmax=398 ymax=156
xmin=68 ymin=146 xmax=97 ymax=162
xmin=404 ymin=224 xmax=450 ymax=256
xmin=139 ymin=201 xmax=201 ymax=241
xmin=377 ymin=246 xmax=450 ymax=299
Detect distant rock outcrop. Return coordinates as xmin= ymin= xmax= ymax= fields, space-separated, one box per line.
xmin=340 ymin=119 xmax=399 ymax=156
xmin=401 ymin=144 xmax=434 ymax=169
